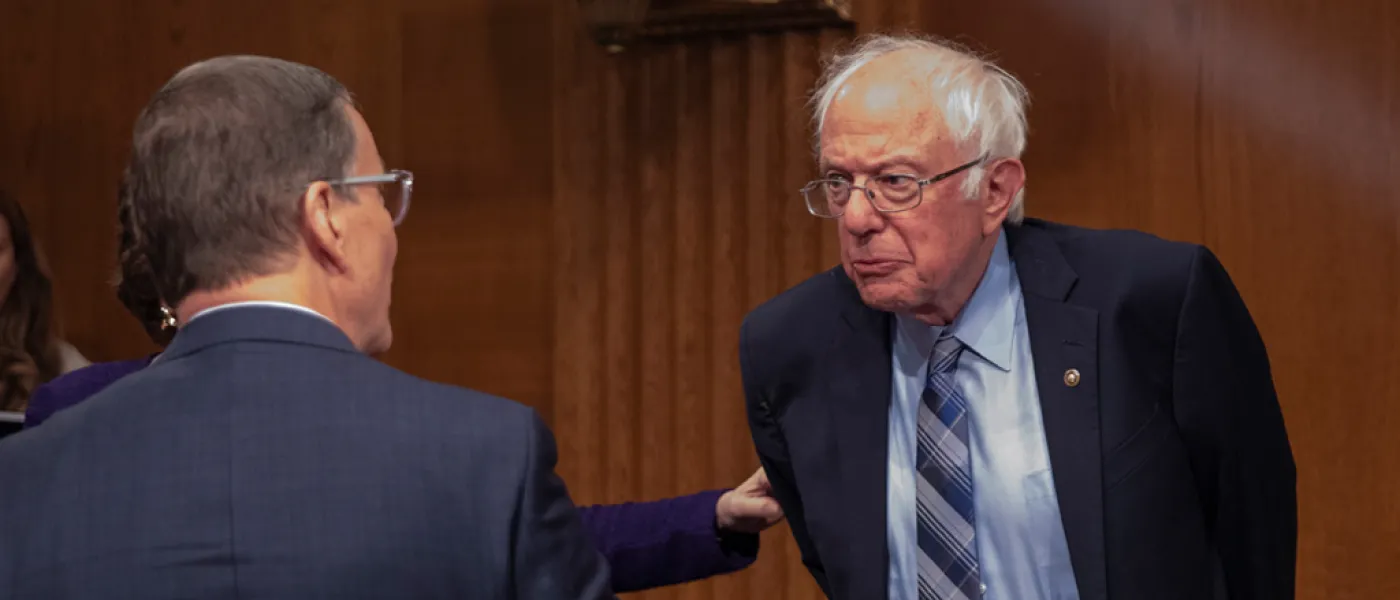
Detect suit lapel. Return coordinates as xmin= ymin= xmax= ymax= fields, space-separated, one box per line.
xmin=824 ymin=278 xmax=894 ymax=599
xmin=1008 ymin=223 xmax=1109 ymax=600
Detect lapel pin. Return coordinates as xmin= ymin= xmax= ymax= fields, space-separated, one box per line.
xmin=1063 ymin=368 xmax=1081 ymax=387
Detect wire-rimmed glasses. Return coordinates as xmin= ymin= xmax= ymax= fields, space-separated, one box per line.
xmin=799 ymin=155 xmax=986 ymax=219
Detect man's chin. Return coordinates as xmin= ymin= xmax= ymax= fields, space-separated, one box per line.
xmin=856 ymin=282 xmax=916 ymax=313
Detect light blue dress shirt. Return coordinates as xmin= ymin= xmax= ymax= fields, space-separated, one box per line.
xmin=887 ymin=231 xmax=1081 ymax=600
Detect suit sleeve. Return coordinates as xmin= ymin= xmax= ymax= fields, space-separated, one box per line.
xmin=512 ymin=410 xmax=617 ymax=600
xmin=740 ymin=318 xmax=832 ymax=597
xmin=576 ymin=490 xmax=757 ymax=593
xmin=1172 ymin=246 xmax=1296 ymax=600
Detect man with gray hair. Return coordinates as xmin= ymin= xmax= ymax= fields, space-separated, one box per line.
xmin=741 ymin=35 xmax=1295 ymax=600
xmin=0 ymin=56 xmax=614 ymax=599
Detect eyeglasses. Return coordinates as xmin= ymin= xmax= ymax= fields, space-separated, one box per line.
xmin=322 ymin=169 xmax=414 ymax=226
xmin=799 ymin=155 xmax=986 ymax=219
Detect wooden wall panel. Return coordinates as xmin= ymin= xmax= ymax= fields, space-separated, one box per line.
xmin=552 ymin=0 xmax=609 ymax=506
xmin=553 ymin=3 xmax=832 ymax=597
xmin=705 ymin=36 xmax=761 ymax=600
xmin=390 ymin=0 xmax=556 ymax=408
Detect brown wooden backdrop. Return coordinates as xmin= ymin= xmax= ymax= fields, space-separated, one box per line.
xmin=2 ymin=0 xmax=1397 ymax=598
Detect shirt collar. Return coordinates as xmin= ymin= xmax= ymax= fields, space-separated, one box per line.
xmin=187 ymin=300 xmax=334 ymax=325
xmin=894 ymin=229 xmax=1016 ymax=371
xmin=149 ymin=301 xmax=336 ymax=367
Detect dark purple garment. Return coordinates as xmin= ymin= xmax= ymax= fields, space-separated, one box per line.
xmin=25 ymin=357 xmax=156 ymax=429
xmin=26 ymin=359 xmax=758 ymax=593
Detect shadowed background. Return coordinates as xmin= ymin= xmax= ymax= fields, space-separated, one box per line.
xmin=2 ymin=0 xmax=1396 ymax=598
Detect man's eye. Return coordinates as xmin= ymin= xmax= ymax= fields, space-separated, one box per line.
xmin=879 ymin=175 xmax=921 ymax=194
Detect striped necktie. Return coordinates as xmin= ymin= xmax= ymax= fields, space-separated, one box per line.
xmin=916 ymin=333 xmax=982 ymax=599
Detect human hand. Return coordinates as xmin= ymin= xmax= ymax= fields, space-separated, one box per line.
xmin=716 ymin=467 xmax=785 ymax=534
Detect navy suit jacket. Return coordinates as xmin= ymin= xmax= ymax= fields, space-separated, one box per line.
xmin=741 ymin=219 xmax=1296 ymax=599
xmin=0 ymin=306 xmax=615 ymax=599
xmin=21 ymin=352 xmax=758 ymax=594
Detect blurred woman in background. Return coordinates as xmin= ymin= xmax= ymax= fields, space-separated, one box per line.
xmin=23 ymin=190 xmax=156 ymax=425
xmin=0 ymin=190 xmax=88 ymax=412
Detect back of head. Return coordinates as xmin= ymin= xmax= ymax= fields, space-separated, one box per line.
xmin=120 ymin=56 xmax=403 ymax=354
xmin=113 ymin=180 xmax=175 ymax=347
xmin=0 ymin=190 xmax=61 ymax=411
xmin=120 ymin=55 xmax=357 ymax=309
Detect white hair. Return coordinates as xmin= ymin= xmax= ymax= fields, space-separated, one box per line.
xmin=811 ymin=35 xmax=1031 ymax=224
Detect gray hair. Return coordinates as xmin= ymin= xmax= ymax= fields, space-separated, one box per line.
xmin=811 ymin=35 xmax=1031 ymax=224
xmin=120 ymin=55 xmax=358 ymax=305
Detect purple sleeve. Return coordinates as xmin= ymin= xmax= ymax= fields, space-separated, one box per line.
xmin=23 ymin=383 xmax=62 ymax=428
xmin=24 ymin=376 xmax=97 ymax=428
xmin=577 ymin=489 xmax=760 ymax=593
xmin=25 ymin=358 xmax=154 ymax=429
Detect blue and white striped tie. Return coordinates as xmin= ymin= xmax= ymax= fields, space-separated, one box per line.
xmin=916 ymin=334 xmax=981 ymax=599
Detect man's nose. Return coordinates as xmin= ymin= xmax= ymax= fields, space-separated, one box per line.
xmin=841 ymin=186 xmax=884 ymax=237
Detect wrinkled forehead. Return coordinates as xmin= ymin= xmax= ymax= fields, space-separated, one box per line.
xmin=819 ymin=61 xmax=952 ymax=165
xmin=819 ymin=94 xmax=949 ymax=170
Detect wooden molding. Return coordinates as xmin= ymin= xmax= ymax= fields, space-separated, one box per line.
xmin=579 ymin=0 xmax=854 ymax=49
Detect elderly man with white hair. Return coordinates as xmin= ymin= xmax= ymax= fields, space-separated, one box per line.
xmin=740 ymin=35 xmax=1296 ymax=600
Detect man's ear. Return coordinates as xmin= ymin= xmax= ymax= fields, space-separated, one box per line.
xmin=982 ymin=157 xmax=1026 ymax=235
xmin=302 ymin=182 xmax=350 ymax=273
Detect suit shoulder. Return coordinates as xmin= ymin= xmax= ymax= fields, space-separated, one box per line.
xmin=1024 ymin=218 xmax=1202 ymax=271
xmin=1015 ymin=219 xmax=1231 ymax=346
xmin=1019 ymin=219 xmax=1208 ymax=295
xmin=294 ymin=358 xmax=547 ymax=468
xmin=738 ymin=268 xmax=861 ymax=395
xmin=365 ymin=362 xmax=540 ymax=431
xmin=374 ymin=364 xmax=534 ymax=414
xmin=742 ymin=267 xmax=852 ymax=344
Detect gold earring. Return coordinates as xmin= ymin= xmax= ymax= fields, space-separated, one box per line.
xmin=159 ymin=305 xmax=178 ymax=330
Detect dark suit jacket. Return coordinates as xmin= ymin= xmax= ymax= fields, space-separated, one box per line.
xmin=741 ymin=219 xmax=1296 ymax=600
xmin=0 ymin=306 xmax=615 ymax=600
xmin=23 ymin=357 xmax=759 ymax=594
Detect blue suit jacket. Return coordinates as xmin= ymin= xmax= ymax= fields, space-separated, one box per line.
xmin=0 ymin=306 xmax=615 ymax=599
xmin=21 ymin=330 xmax=758 ymax=594
xmin=742 ymin=219 xmax=1297 ymax=599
